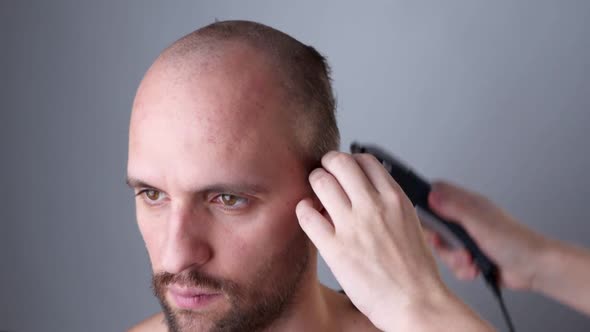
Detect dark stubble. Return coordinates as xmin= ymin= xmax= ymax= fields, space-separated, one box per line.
xmin=152 ymin=229 xmax=310 ymax=332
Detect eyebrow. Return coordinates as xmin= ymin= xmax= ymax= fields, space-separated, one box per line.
xmin=126 ymin=176 xmax=153 ymax=189
xmin=125 ymin=176 xmax=269 ymax=195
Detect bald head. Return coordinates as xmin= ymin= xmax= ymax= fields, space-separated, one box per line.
xmin=133 ymin=20 xmax=339 ymax=167
xmin=128 ymin=21 xmax=340 ymax=331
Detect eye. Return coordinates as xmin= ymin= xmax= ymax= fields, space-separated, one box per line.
xmin=214 ymin=193 xmax=249 ymax=210
xmin=137 ymin=189 xmax=167 ymax=205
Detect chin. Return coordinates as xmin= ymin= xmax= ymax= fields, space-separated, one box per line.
xmin=161 ymin=303 xmax=226 ymax=332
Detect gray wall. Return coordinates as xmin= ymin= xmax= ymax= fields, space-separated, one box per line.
xmin=2 ymin=1 xmax=589 ymax=331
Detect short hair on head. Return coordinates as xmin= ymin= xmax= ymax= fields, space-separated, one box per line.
xmin=162 ymin=20 xmax=340 ymax=168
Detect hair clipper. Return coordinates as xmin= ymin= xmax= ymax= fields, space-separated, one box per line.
xmin=350 ymin=142 xmax=499 ymax=284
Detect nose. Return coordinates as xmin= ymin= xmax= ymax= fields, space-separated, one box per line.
xmin=160 ymin=203 xmax=213 ymax=274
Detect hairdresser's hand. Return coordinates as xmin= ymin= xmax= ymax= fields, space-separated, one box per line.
xmin=426 ymin=181 xmax=549 ymax=290
xmin=296 ymin=152 xmax=494 ymax=332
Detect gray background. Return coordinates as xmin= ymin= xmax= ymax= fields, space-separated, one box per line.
xmin=2 ymin=1 xmax=589 ymax=331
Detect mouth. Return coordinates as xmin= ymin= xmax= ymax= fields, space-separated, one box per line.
xmin=168 ymin=286 xmax=222 ymax=310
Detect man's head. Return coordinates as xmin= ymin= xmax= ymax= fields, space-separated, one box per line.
xmin=127 ymin=20 xmax=339 ymax=331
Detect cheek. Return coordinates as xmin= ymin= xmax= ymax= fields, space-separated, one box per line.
xmin=250 ymin=197 xmax=302 ymax=249
xmin=215 ymin=199 xmax=302 ymax=277
xmin=135 ymin=207 xmax=167 ymax=270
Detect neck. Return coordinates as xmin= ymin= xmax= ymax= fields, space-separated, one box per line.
xmin=262 ymin=255 xmax=338 ymax=332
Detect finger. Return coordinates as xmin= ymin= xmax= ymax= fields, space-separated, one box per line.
xmin=435 ymin=246 xmax=474 ymax=271
xmin=352 ymin=153 xmax=418 ymax=213
xmin=436 ymin=246 xmax=457 ymax=269
xmin=296 ymin=198 xmax=336 ymax=255
xmin=351 ymin=153 xmax=397 ymax=194
xmin=456 ymin=265 xmax=480 ymax=281
xmin=308 ymin=168 xmax=351 ymax=222
xmin=320 ymin=151 xmax=378 ymax=205
xmin=428 ymin=181 xmax=487 ymax=226
xmin=424 ymin=229 xmax=453 ymax=252
xmin=425 ymin=230 xmax=452 ymax=250
xmin=451 ymin=249 xmax=474 ymax=269
xmin=430 ymin=238 xmax=481 ymax=281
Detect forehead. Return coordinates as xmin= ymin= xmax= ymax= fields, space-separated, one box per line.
xmin=128 ymin=44 xmax=304 ymax=191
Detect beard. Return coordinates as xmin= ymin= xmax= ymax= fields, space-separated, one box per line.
xmin=151 ymin=229 xmax=311 ymax=332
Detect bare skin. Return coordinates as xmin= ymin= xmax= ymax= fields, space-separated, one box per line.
xmin=129 ymin=286 xmax=375 ymax=331
xmin=127 ymin=41 xmax=381 ymax=332
xmin=296 ymin=153 xmax=495 ymax=332
xmin=127 ymin=22 xmax=495 ymax=331
xmin=427 ymin=181 xmax=590 ymax=316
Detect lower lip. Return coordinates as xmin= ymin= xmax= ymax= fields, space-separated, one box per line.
xmin=169 ymin=292 xmax=221 ymax=310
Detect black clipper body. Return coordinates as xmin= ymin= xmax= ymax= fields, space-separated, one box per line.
xmin=350 ymin=142 xmax=499 ymax=284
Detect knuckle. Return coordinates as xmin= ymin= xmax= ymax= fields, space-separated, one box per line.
xmin=310 ymin=170 xmax=331 ymax=188
xmin=356 ymin=153 xmax=378 ymax=164
xmin=383 ymin=189 xmax=404 ymax=207
xmin=324 ymin=151 xmax=351 ymax=169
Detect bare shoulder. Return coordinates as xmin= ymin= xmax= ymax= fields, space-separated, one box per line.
xmin=322 ymin=286 xmax=382 ymax=332
xmin=128 ymin=312 xmax=167 ymax=332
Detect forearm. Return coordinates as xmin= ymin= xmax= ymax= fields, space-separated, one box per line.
xmin=532 ymin=239 xmax=590 ymax=315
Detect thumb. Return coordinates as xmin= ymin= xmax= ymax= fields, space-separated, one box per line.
xmin=428 ymin=181 xmax=484 ymax=227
